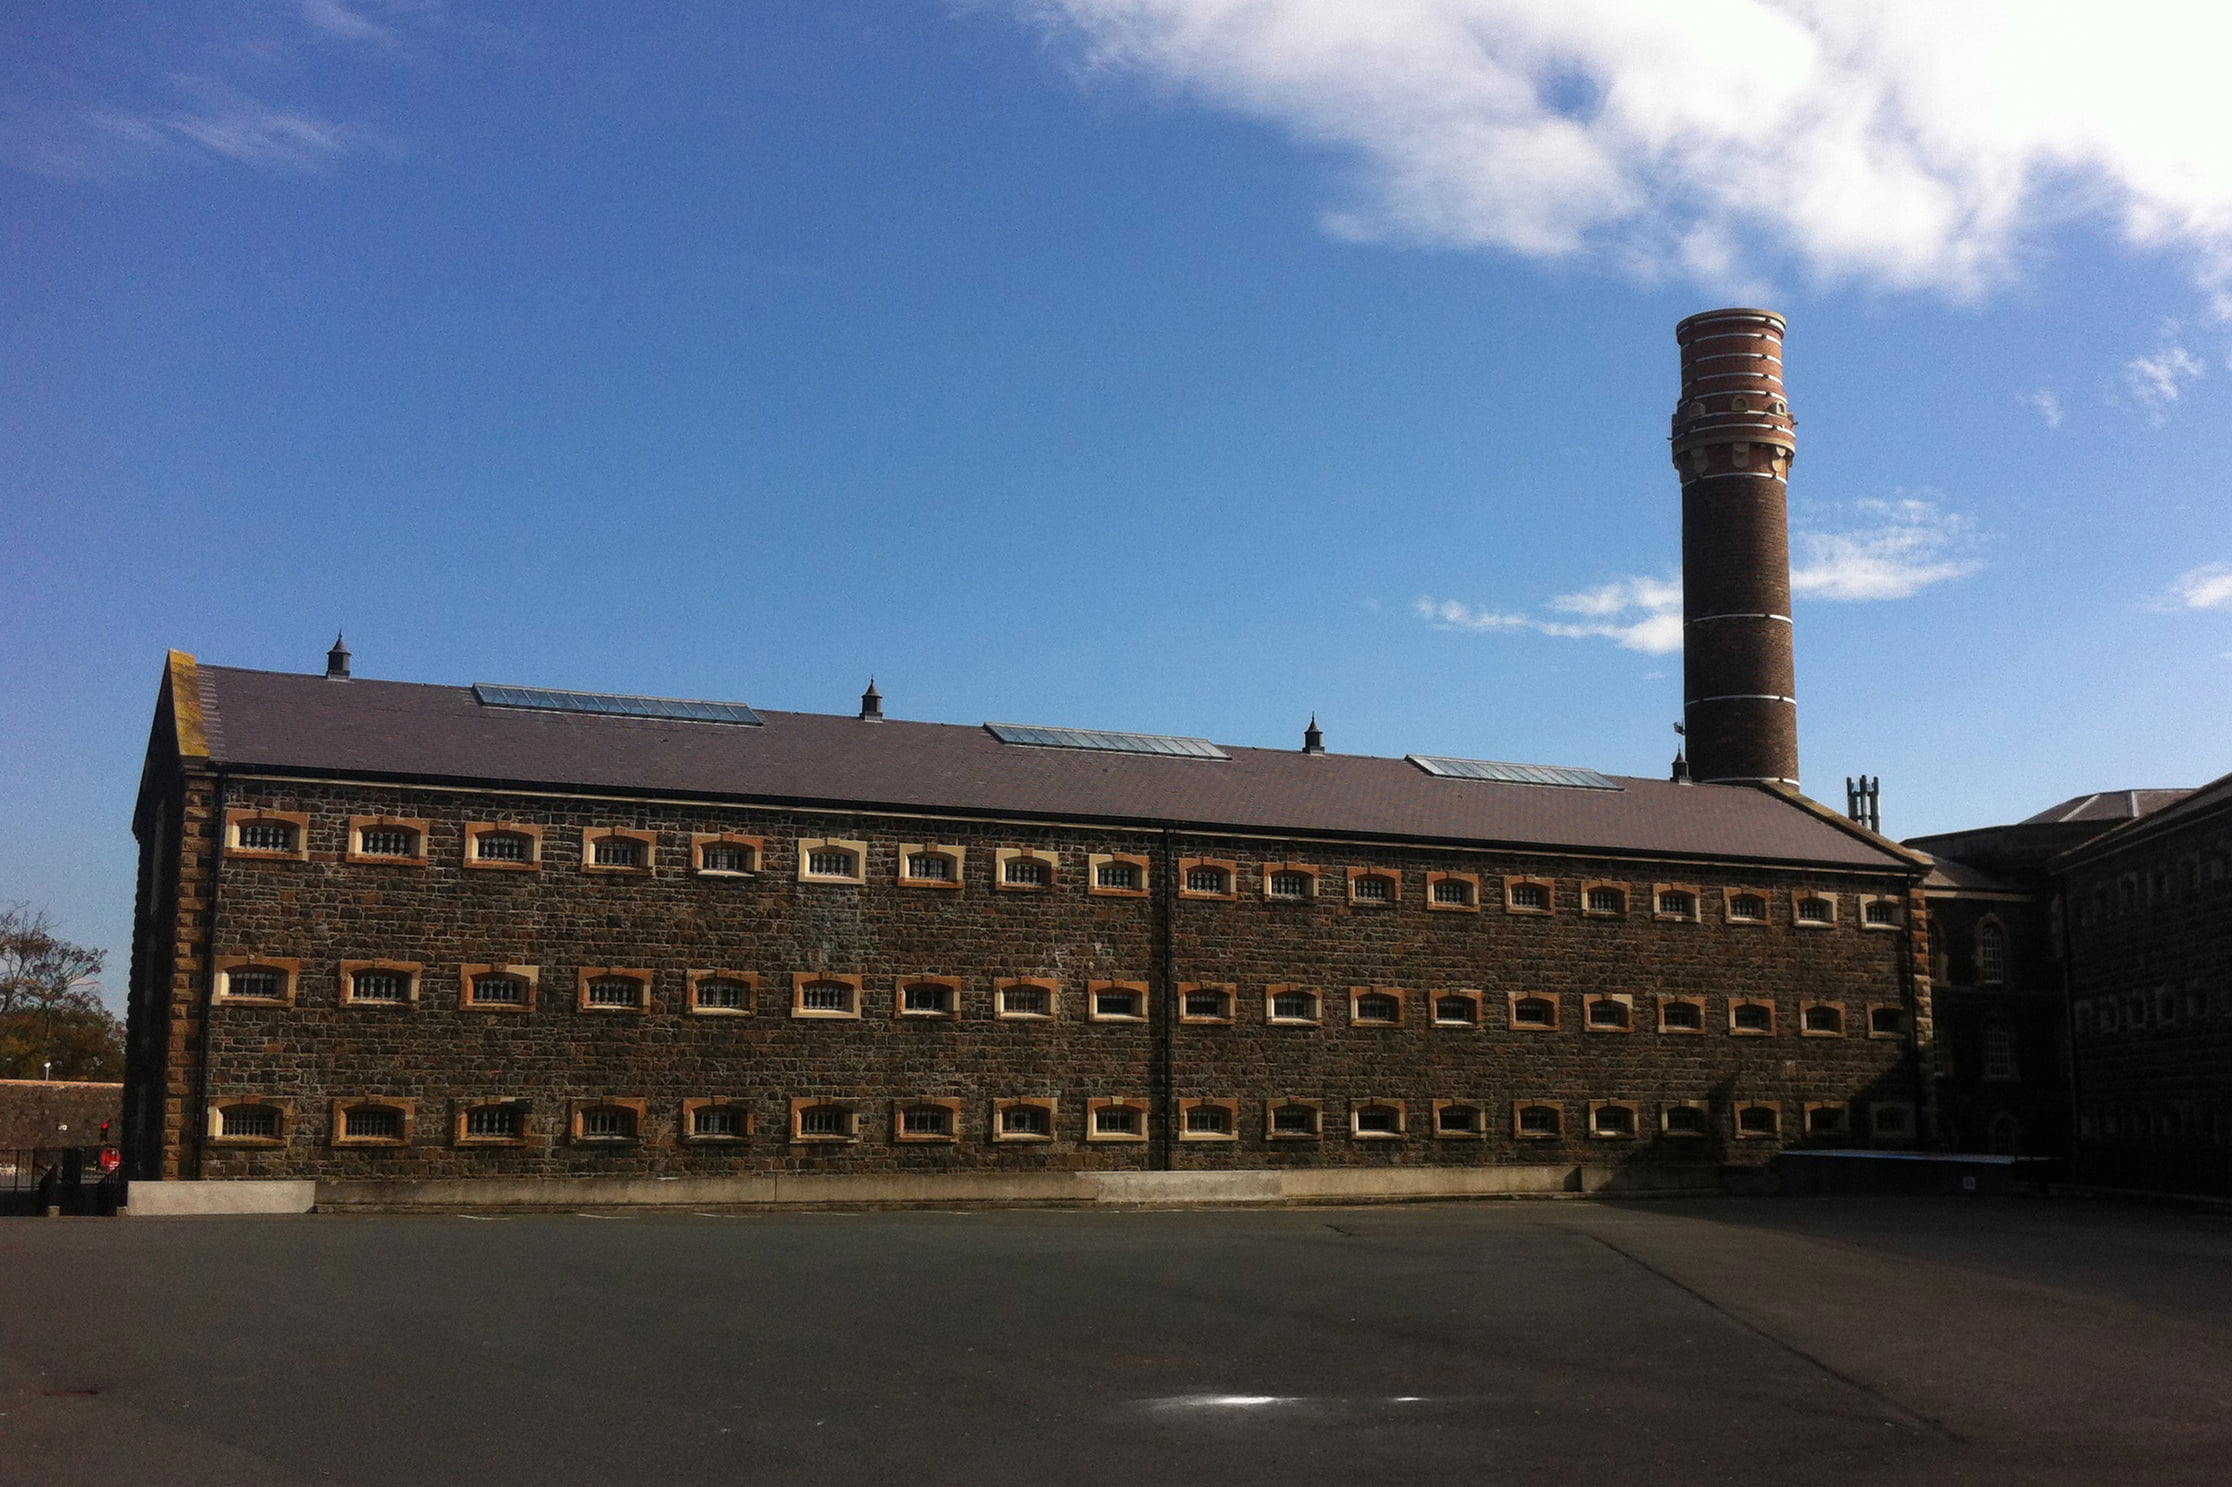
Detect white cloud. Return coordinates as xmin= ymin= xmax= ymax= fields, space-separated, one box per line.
xmin=158 ymin=82 xmax=357 ymax=170
xmin=1417 ymin=580 xmax=1684 ymax=654
xmin=2124 ymin=344 xmax=2205 ymax=413
xmin=1020 ymin=1 xmax=2232 ymax=311
xmin=303 ymin=0 xmax=397 ymax=46
xmin=2021 ymin=388 xmax=2064 ymax=428
xmin=2167 ymin=564 xmax=2232 ymax=611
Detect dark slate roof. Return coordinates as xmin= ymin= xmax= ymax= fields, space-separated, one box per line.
xmin=1919 ymin=854 xmax=2027 ymax=895
xmin=189 ymin=664 xmax=1917 ymax=871
xmin=2055 ymin=768 xmax=2232 ymax=866
xmin=2018 ymin=789 xmax=2193 ymax=826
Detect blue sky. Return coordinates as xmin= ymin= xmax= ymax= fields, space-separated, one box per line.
xmin=7 ymin=1 xmax=2232 ymax=1003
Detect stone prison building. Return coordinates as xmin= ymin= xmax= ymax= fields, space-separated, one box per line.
xmin=123 ymin=310 xmax=1951 ymax=1204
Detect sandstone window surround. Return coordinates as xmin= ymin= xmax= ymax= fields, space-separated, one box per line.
xmin=995 ymin=847 xmax=1059 ymax=892
xmin=1792 ymin=892 xmax=1838 ymax=928
xmin=1581 ymin=880 xmax=1629 ymax=918
xmin=581 ymin=827 xmax=657 ymax=875
xmin=897 ymin=976 xmax=963 ymax=1019
xmin=1178 ymin=982 xmax=1236 ymax=1025
xmin=994 ymin=978 xmax=1059 ymax=1020
xmin=792 ymin=973 xmax=864 ymax=1020
xmin=1177 ymin=1098 xmax=1238 ymax=1141
xmin=798 ymin=838 xmax=868 ymax=885
xmin=208 ymin=1097 xmax=290 ymax=1146
xmin=345 ymin=815 xmax=431 ymax=866
xmin=463 ymin=822 xmax=543 ymax=870
xmin=1349 ymin=986 xmax=1407 ymax=1027
xmin=687 ymin=970 xmax=758 ymax=1016
xmin=340 ymin=959 xmax=423 ymax=1008
xmin=1088 ymin=980 xmax=1149 ymax=1023
xmin=1266 ymin=1099 xmax=1322 ymax=1140
xmin=1347 ymin=869 xmax=1400 ymax=906
xmin=1589 ymin=1101 xmax=1640 ymax=1139
xmin=1858 ymin=894 xmax=1902 ymax=929
xmin=1583 ymin=993 xmax=1634 ymax=1032
xmin=1652 ymin=883 xmax=1702 ymax=922
xmin=1734 ymin=1102 xmax=1782 ymax=1139
xmin=1262 ymin=862 xmax=1321 ymax=901
xmin=1658 ymin=996 xmax=1707 ymax=1034
xmin=1426 ymin=871 xmax=1481 ymax=911
xmin=1729 ymin=999 xmax=1776 ymax=1035
xmin=1086 ymin=1098 xmax=1150 ymax=1143
xmin=992 ymin=1097 xmax=1058 ymax=1142
xmin=691 ymin=832 xmax=763 ymax=876
xmin=1513 ymin=1101 xmax=1563 ymax=1139
xmin=331 ymin=1098 xmax=414 ymax=1148
xmin=1725 ymin=888 xmax=1770 ymax=924
xmin=1804 ymin=1102 xmax=1849 ymax=1138
xmin=683 ymin=1099 xmax=751 ymax=1142
xmin=1661 ymin=1101 xmax=1711 ymax=1137
xmin=572 ymin=1099 xmax=647 ymax=1144
xmin=1178 ymin=857 xmax=1239 ymax=901
xmin=1433 ymin=1100 xmax=1486 ymax=1139
xmin=790 ymin=1099 xmax=860 ymax=1143
xmin=1504 ymin=876 xmax=1554 ymax=914
xmin=1506 ymin=991 xmax=1559 ymax=1030
xmin=455 ymin=1100 xmax=532 ymax=1145
xmin=1089 ymin=852 xmax=1150 ymax=897
xmin=898 ymin=842 xmax=965 ymax=889
xmin=1432 ymin=990 xmax=1485 ymax=1028
xmin=1801 ymin=1002 xmax=1846 ymax=1037
xmin=893 ymin=1098 xmax=962 ymax=1143
xmin=1867 ymin=1004 xmax=1907 ymax=1038
xmin=1265 ymin=985 xmax=1323 ymax=1026
xmin=1350 ymin=1100 xmax=1406 ymax=1140
xmin=211 ymin=956 xmax=301 ymax=1007
xmin=224 ymin=808 xmax=310 ymax=861
xmin=578 ymin=968 xmax=653 ymax=1014
xmin=460 ymin=964 xmax=538 ymax=1012
xmin=1870 ymin=1102 xmax=1916 ymax=1142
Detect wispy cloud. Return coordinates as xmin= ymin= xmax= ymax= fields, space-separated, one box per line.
xmin=2165 ymin=564 xmax=2232 ymax=611
xmin=1021 ymin=1 xmax=2232 ymax=313
xmin=2021 ymin=388 xmax=2064 ymax=428
xmin=1418 ymin=499 xmax=1980 ymax=653
xmin=2123 ymin=344 xmax=2206 ymax=420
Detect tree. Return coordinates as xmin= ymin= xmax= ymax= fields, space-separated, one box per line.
xmin=0 ymin=907 xmax=121 ymax=1081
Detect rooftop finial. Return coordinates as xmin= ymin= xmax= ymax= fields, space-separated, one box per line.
xmin=859 ymin=677 xmax=884 ymax=722
xmin=1302 ymin=714 xmax=1325 ymax=754
xmin=325 ymin=632 xmax=352 ymax=681
xmin=1670 ymin=721 xmax=1690 ymax=784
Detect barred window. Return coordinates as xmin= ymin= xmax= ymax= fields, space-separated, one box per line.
xmin=587 ymin=977 xmax=646 ymax=1008
xmin=1509 ymin=881 xmax=1549 ymax=911
xmin=1096 ymin=861 xmax=1141 ymax=891
xmin=998 ymin=984 xmax=1052 ymax=1017
xmin=1511 ymin=995 xmax=1555 ymax=1027
xmin=1270 ymin=990 xmax=1319 ymax=1022
xmin=1268 ymin=870 xmax=1313 ymax=899
xmin=221 ymin=1105 xmax=280 ymax=1139
xmin=1656 ymin=889 xmax=1696 ymax=917
xmin=238 ymin=821 xmax=298 ymax=852
xmin=1585 ymin=886 xmax=1626 ymax=915
xmin=350 ymin=969 xmax=411 ymax=1004
xmin=1352 ymin=991 xmax=1401 ymax=1024
xmin=225 ymin=968 xmax=286 ymax=1001
xmin=1803 ymin=1004 xmax=1843 ymax=1034
xmin=464 ymin=1105 xmax=521 ymax=1139
xmin=592 ymin=837 xmax=644 ymax=868
xmin=1436 ymin=1104 xmax=1481 ymax=1134
xmin=799 ymin=980 xmax=856 ymax=1014
xmin=808 ymin=848 xmax=858 ymax=878
xmin=470 ymin=974 xmax=527 ymax=1006
xmin=359 ymin=828 xmax=418 ymax=857
xmin=1516 ymin=1104 xmax=1560 ymax=1136
xmin=1864 ymin=898 xmax=1898 ymax=926
xmin=1433 ymin=995 xmax=1480 ymax=1026
xmin=798 ymin=1104 xmax=851 ymax=1137
xmin=1182 ymin=988 xmax=1231 ymax=1020
xmin=580 ymin=1106 xmax=637 ymax=1140
xmin=1732 ymin=1001 xmax=1773 ymax=1032
xmin=905 ymin=853 xmax=954 ymax=881
xmin=1796 ymin=897 xmax=1833 ymax=924
xmin=1869 ymin=1006 xmax=1905 ymax=1036
xmin=901 ymin=982 xmax=955 ymax=1016
xmin=1592 ymin=1104 xmax=1636 ymax=1137
xmin=1983 ymin=1026 xmax=2019 ymax=1081
xmin=1660 ymin=1000 xmax=1703 ymax=1031
xmin=1351 ymin=874 xmax=1395 ymax=902
xmin=695 ymin=978 xmax=751 ymax=1011
xmin=700 ymin=843 xmax=755 ymax=873
xmin=1807 ymin=1105 xmax=1847 ymax=1136
xmin=900 ymin=1105 xmax=953 ymax=1137
xmin=1093 ymin=987 xmax=1144 ymax=1019
xmin=1183 ymin=1104 xmax=1233 ymax=1136
xmin=342 ymin=1106 xmax=403 ymax=1140
xmin=1737 ymin=1104 xmax=1780 ymax=1135
xmin=1431 ymin=878 xmax=1474 ymax=906
xmin=1977 ymin=923 xmax=2008 ymax=984
xmin=693 ymin=1105 xmax=745 ymax=1137
xmin=1094 ymin=1104 xmax=1143 ymax=1137
xmin=475 ymin=831 xmax=532 ymax=862
xmin=1353 ymin=1104 xmax=1402 ymax=1135
xmin=1271 ymin=1104 xmax=1318 ymax=1135
xmin=999 ymin=1103 xmax=1052 ymax=1138
xmin=1663 ymin=1105 xmax=1709 ymax=1136
xmin=1186 ymin=866 xmax=1231 ymax=894
xmin=1729 ymin=893 xmax=1767 ymax=922
xmin=1586 ymin=998 xmax=1630 ymax=1029
xmin=1004 ymin=857 xmax=1052 ymax=886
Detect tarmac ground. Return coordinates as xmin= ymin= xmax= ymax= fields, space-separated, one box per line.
xmin=3 ymin=1194 xmax=2230 ymax=1486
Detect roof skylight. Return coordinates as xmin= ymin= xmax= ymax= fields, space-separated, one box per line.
xmin=1408 ymin=756 xmax=1621 ymax=790
xmin=473 ymin=684 xmax=763 ymax=726
xmin=986 ymin=722 xmax=1229 ymax=760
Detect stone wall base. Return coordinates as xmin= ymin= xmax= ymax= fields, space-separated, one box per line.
xmin=125 ymin=1180 xmax=318 ymax=1216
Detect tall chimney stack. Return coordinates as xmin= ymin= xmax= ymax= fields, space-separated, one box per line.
xmin=1673 ymin=309 xmax=1799 ymax=787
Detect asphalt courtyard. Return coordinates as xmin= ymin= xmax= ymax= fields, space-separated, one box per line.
xmin=4 ymin=1196 xmax=2230 ymax=1486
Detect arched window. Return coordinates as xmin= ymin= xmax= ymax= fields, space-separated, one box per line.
xmin=1802 ymin=1004 xmax=1844 ymax=1035
xmin=900 ymin=981 xmax=956 ymax=1017
xmin=1515 ymin=1103 xmax=1561 ymax=1137
xmin=468 ymin=972 xmax=529 ymax=1008
xmin=1728 ymin=892 xmax=1768 ymax=923
xmin=1430 ymin=875 xmax=1477 ymax=907
xmin=1433 ymin=993 xmax=1482 ymax=1027
xmin=1976 ymin=921 xmax=2008 ymax=984
xmin=216 ymin=1103 xmax=284 ymax=1141
xmin=575 ymin=1104 xmax=639 ymax=1141
xmin=898 ymin=1103 xmax=956 ymax=1140
xmin=1267 ymin=987 xmax=1321 ymax=1024
xmin=1180 ymin=1101 xmax=1236 ymax=1139
xmin=1180 ymin=985 xmax=1235 ymax=1022
xmin=1434 ymin=1103 xmax=1483 ymax=1136
xmin=1655 ymin=889 xmax=1696 ymax=919
xmin=1591 ymin=1103 xmax=1637 ymax=1137
xmin=237 ymin=820 xmax=299 ymax=852
xmin=692 ymin=976 xmax=753 ymax=1013
xmin=1269 ymin=1102 xmax=1321 ymax=1137
xmin=1267 ymin=869 xmax=1315 ymax=899
xmin=355 ymin=825 xmax=421 ymax=858
xmin=1092 ymin=1102 xmax=1146 ymax=1139
xmin=584 ymin=974 xmax=648 ymax=1010
xmin=1510 ymin=994 xmax=1556 ymax=1028
xmin=1662 ymin=1105 xmax=1709 ymax=1137
xmin=1736 ymin=1104 xmax=1781 ymax=1136
xmin=1351 ymin=990 xmax=1403 ymax=1025
xmin=1982 ymin=1026 xmax=2018 ymax=1081
xmin=338 ymin=1104 xmax=407 ymax=1143
xmin=1659 ymin=999 xmax=1704 ymax=1032
xmin=1584 ymin=885 xmax=1627 ymax=916
xmin=1351 ymin=1102 xmax=1405 ymax=1137
xmin=1185 ymin=864 xmax=1232 ymax=895
xmin=1003 ymin=855 xmax=1052 ymax=887
xmin=690 ymin=1104 xmax=747 ymax=1139
xmin=1585 ymin=996 xmax=1632 ymax=1030
xmin=1731 ymin=1001 xmax=1774 ymax=1033
xmin=810 ymin=847 xmax=859 ymax=878
xmin=1350 ymin=872 xmax=1397 ymax=904
xmin=796 ymin=978 xmax=859 ymax=1016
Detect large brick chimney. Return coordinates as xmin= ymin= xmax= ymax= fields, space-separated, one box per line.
xmin=1672 ymin=308 xmax=1800 ymax=787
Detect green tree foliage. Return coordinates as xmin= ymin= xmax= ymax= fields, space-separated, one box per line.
xmin=0 ymin=906 xmax=121 ymax=1081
